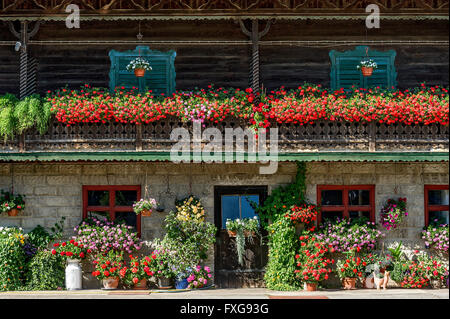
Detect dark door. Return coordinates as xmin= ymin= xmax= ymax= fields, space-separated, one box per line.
xmin=214 ymin=186 xmax=268 ymax=288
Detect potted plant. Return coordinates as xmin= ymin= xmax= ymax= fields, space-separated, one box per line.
xmin=119 ymin=255 xmax=155 ymax=290
xmin=421 ymin=220 xmax=449 ymax=253
xmin=225 ymin=217 xmax=261 ymax=266
xmin=91 ymin=251 xmax=125 ymax=289
xmin=336 ymin=249 xmax=365 ymax=289
xmin=286 ymin=204 xmax=318 ymax=234
xmin=149 ymin=249 xmax=176 ymax=289
xmin=52 ymin=239 xmax=89 ymax=290
xmin=0 ymin=190 xmax=25 ymax=216
xmin=356 ymin=59 xmax=378 ymax=77
xmin=126 ymin=57 xmax=152 ymax=77
xmin=380 ymin=197 xmax=408 ymax=230
xmin=133 ymin=198 xmax=157 ymax=217
xmin=186 ymin=265 xmax=213 ymax=289
xmin=295 ymin=236 xmax=334 ymax=291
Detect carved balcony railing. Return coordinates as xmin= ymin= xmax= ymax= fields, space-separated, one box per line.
xmin=1 ymin=117 xmax=448 ymax=154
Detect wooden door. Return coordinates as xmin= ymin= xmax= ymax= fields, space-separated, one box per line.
xmin=214 ymin=186 xmax=268 ymax=288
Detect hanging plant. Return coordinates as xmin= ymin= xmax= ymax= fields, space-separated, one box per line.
xmin=133 ymin=198 xmax=157 ymax=217
xmin=126 ymin=57 xmax=152 ymax=77
xmin=357 ymin=59 xmax=378 ymax=77
xmin=380 ymin=198 xmax=408 ymax=230
xmin=225 ymin=217 xmax=260 ymax=266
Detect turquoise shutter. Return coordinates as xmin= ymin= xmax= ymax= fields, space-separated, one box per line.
xmin=329 ymin=46 xmax=397 ymax=91
xmin=109 ymin=46 xmax=176 ymax=95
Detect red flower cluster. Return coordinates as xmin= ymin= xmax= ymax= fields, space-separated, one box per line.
xmin=119 ymin=255 xmax=157 ymax=286
xmin=92 ymin=252 xmax=124 ymax=280
xmin=295 ymin=235 xmax=334 ymax=284
xmin=336 ymin=250 xmax=368 ymax=279
xmin=45 ymin=83 xmax=449 ymax=131
xmin=286 ymin=204 xmax=318 ymax=226
xmin=52 ymin=239 xmax=89 ymax=260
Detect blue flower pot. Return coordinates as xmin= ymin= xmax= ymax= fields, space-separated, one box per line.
xmin=175 ymin=278 xmax=189 ymax=290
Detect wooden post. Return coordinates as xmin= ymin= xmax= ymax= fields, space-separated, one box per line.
xmin=369 ymin=122 xmax=376 ymax=152
xmin=238 ymin=19 xmax=272 ymax=93
xmin=136 ymin=124 xmax=143 ymax=151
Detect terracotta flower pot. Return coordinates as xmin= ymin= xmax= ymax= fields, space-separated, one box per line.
xmin=8 ymin=208 xmax=20 ymax=216
xmin=133 ymin=278 xmax=147 ymax=290
xmin=102 ymin=277 xmax=120 ymax=289
xmin=141 ymin=209 xmax=152 ymax=217
xmin=305 ymin=283 xmax=318 ymax=291
xmin=227 ymin=230 xmax=237 ymax=237
xmin=361 ymin=66 xmax=373 ymax=77
xmin=342 ymin=277 xmax=357 ymax=290
xmin=134 ymin=68 xmax=146 ymax=77
xmin=244 ymin=230 xmax=256 ymax=237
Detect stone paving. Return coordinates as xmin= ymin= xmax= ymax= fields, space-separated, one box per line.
xmin=0 ymin=288 xmax=448 ymax=299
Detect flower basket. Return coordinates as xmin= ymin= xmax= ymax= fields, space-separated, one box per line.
xmin=134 ymin=68 xmax=146 ymax=77
xmin=141 ymin=209 xmax=153 ymax=217
xmin=342 ymin=277 xmax=357 ymax=290
xmin=305 ymin=282 xmax=318 ymax=291
xmin=8 ymin=208 xmax=20 ymax=216
xmin=133 ymin=278 xmax=147 ymax=290
xmin=102 ymin=277 xmax=120 ymax=289
xmin=361 ymin=66 xmax=373 ymax=77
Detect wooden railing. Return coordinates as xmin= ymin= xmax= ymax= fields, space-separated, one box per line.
xmin=1 ymin=118 xmax=448 ymax=153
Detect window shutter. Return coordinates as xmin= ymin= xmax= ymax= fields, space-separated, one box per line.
xmin=329 ymin=46 xmax=397 ymax=91
xmin=109 ymin=46 xmax=176 ymax=95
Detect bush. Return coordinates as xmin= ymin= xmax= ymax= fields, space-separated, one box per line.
xmin=26 ymin=250 xmax=65 ymax=291
xmin=0 ymin=227 xmax=27 ymax=291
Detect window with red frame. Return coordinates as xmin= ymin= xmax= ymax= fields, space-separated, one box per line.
xmin=82 ymin=186 xmax=141 ymax=236
xmin=317 ymin=185 xmax=375 ymax=224
xmin=424 ymin=185 xmax=449 ymax=227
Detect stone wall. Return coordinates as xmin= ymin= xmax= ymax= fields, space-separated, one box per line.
xmin=0 ymin=161 xmax=448 ymax=288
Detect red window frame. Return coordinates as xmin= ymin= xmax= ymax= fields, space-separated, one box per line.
xmin=424 ymin=185 xmax=449 ymax=227
xmin=317 ymin=185 xmax=375 ymax=224
xmin=82 ymin=185 xmax=142 ymax=237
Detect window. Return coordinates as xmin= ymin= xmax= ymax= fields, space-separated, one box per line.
xmin=424 ymin=185 xmax=449 ymax=227
xmin=214 ymin=186 xmax=267 ymax=229
xmin=317 ymin=185 xmax=375 ymax=224
xmin=82 ymin=185 xmax=141 ymax=236
xmin=329 ymin=46 xmax=397 ymax=90
xmin=109 ymin=45 xmax=176 ymax=95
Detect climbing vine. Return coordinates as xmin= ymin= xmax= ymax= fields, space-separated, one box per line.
xmin=257 ymin=161 xmax=309 ymax=290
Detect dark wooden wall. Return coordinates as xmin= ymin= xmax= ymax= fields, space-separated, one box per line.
xmin=0 ymin=19 xmax=448 ymax=95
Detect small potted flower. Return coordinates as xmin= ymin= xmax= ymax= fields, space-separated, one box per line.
xmin=0 ymin=190 xmax=25 ymax=216
xmin=126 ymin=57 xmax=152 ymax=77
xmin=120 ymin=255 xmax=155 ymax=290
xmin=92 ymin=251 xmax=125 ymax=289
xmin=133 ymin=198 xmax=157 ymax=217
xmin=336 ymin=249 xmax=366 ymax=289
xmin=356 ymin=59 xmax=378 ymax=77
xmin=186 ymin=265 xmax=213 ymax=289
xmin=149 ymin=249 xmax=176 ymax=289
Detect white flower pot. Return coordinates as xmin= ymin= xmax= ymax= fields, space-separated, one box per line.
xmin=65 ymin=259 xmax=83 ymax=290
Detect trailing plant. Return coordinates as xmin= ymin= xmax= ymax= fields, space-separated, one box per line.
xmin=0 ymin=94 xmax=18 ymax=141
xmin=25 ymin=249 xmax=65 ymax=291
xmin=380 ymin=197 xmax=408 ymax=230
xmin=225 ymin=217 xmax=261 ymax=266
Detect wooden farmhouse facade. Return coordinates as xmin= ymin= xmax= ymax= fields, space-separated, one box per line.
xmin=0 ymin=1 xmax=449 ymax=289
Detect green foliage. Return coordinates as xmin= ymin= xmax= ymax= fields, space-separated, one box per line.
xmin=255 ymin=162 xmax=307 ymax=229
xmin=0 ymin=227 xmax=27 ymax=291
xmin=160 ymin=196 xmax=217 ymax=272
xmin=260 ymin=162 xmax=308 ymax=291
xmin=0 ymin=94 xmax=51 ymax=141
xmin=264 ymin=217 xmax=300 ymax=291
xmin=25 ymin=249 xmax=65 ymax=291
xmin=388 ymin=241 xmax=403 ymax=262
